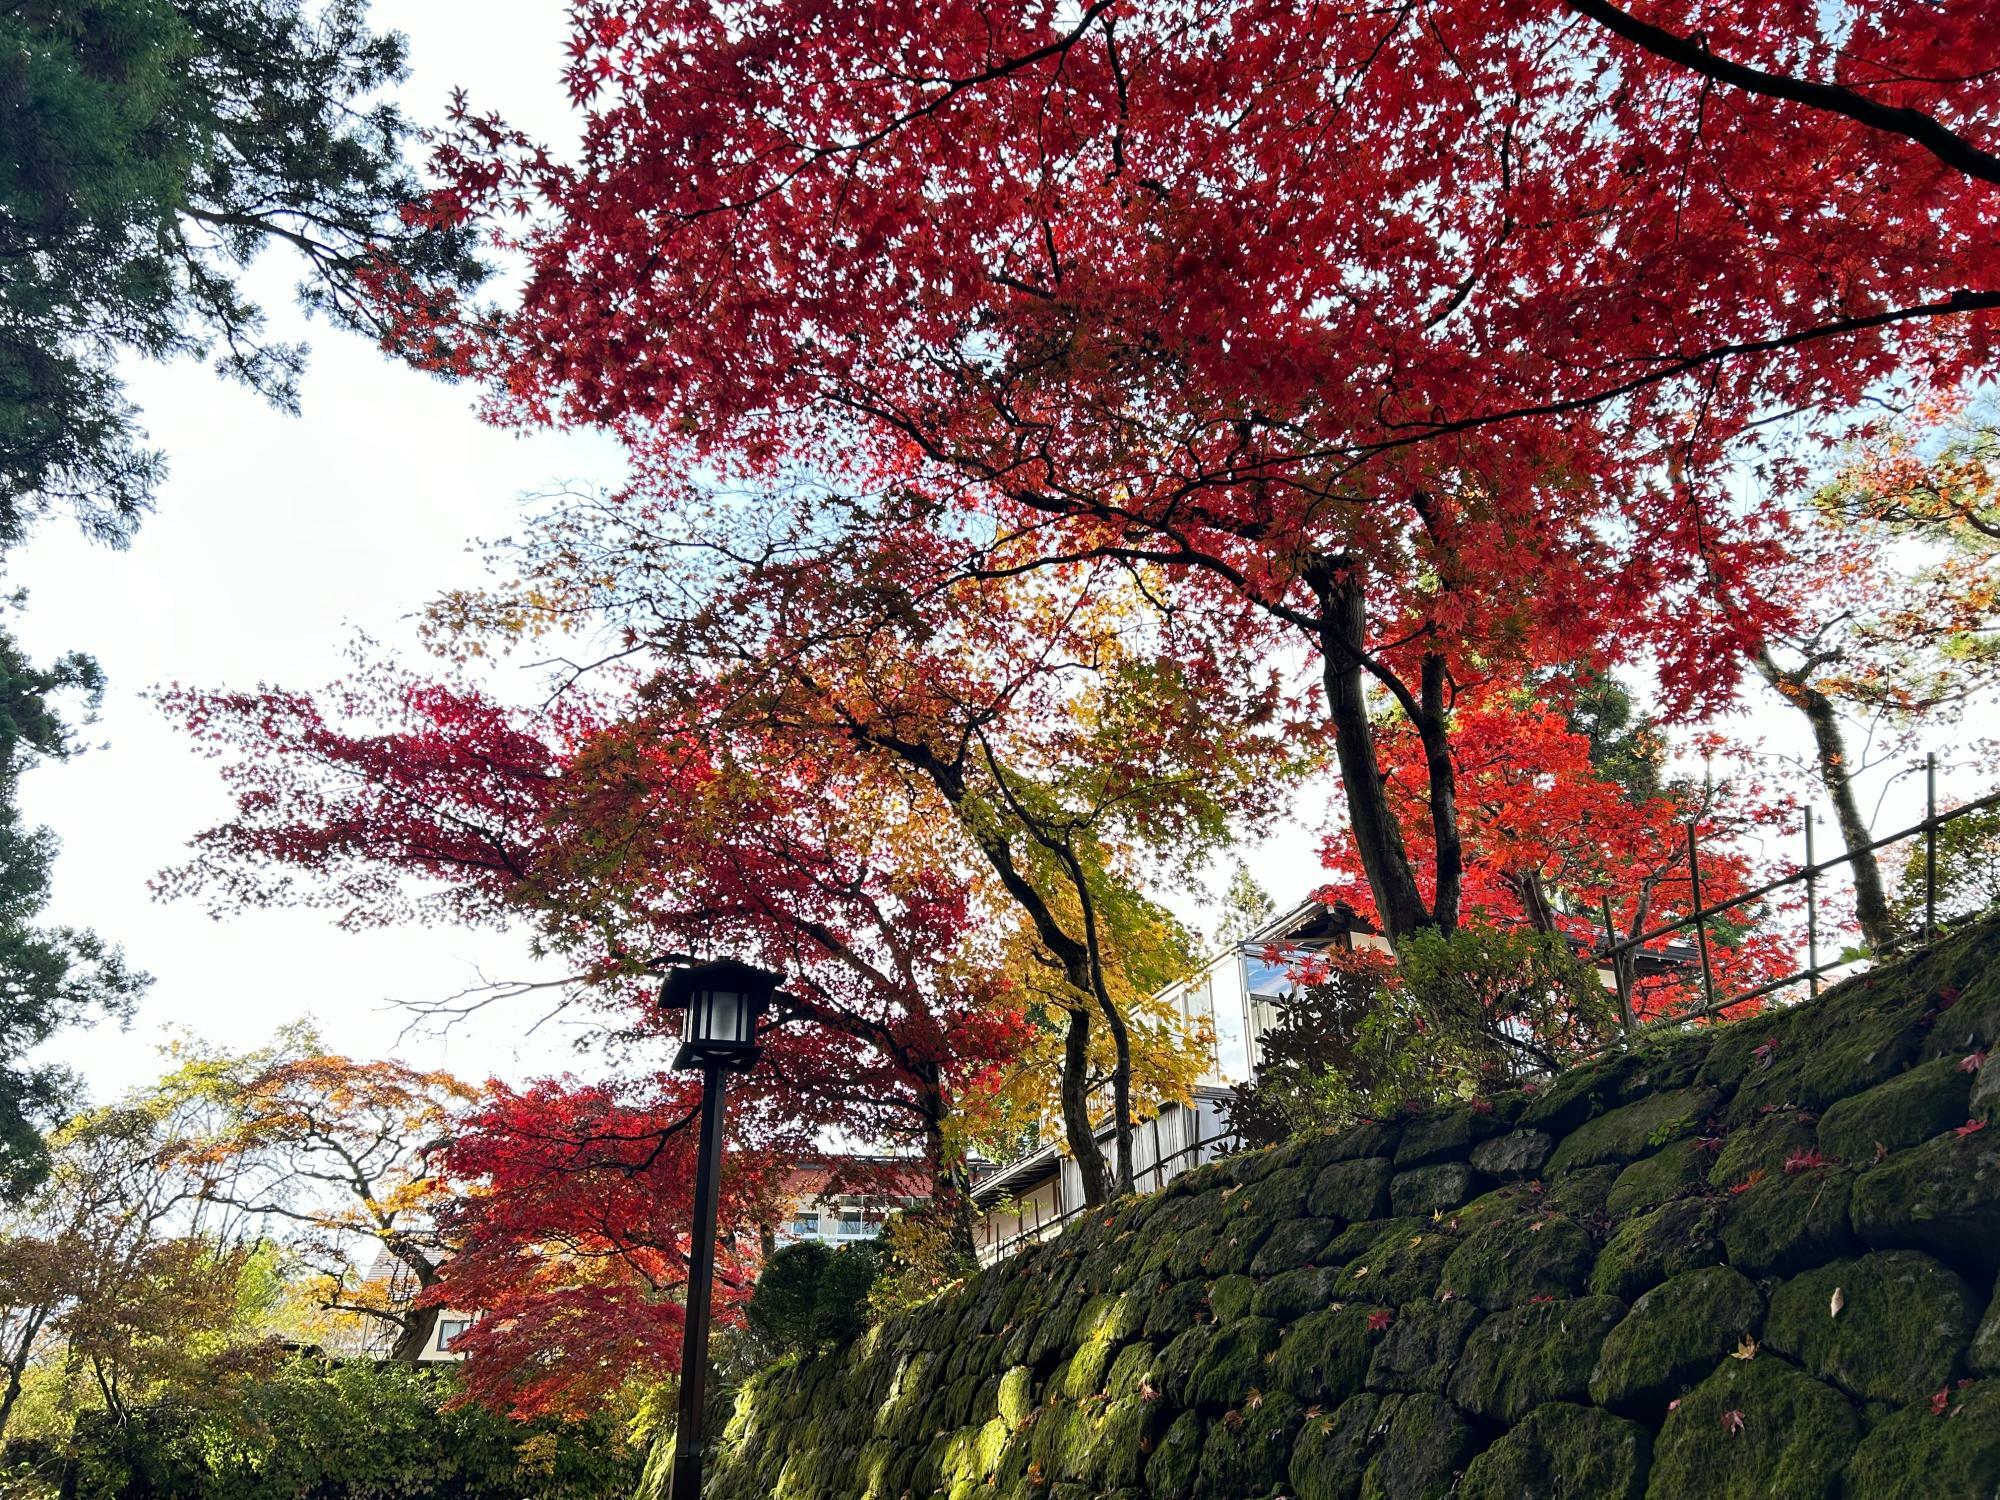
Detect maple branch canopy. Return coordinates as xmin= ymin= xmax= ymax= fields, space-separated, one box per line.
xmin=414 ymin=0 xmax=1997 ymax=597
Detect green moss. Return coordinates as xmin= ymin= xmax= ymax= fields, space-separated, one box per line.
xmin=1252 ymin=1216 xmax=1339 ymax=1275
xmin=1722 ymin=991 xmax=1925 ymax=1125
xmin=1468 ymin=1128 xmax=1554 ymax=1181
xmin=1438 ymin=1213 xmax=1594 ymax=1308
xmin=1143 ymin=1278 xmax=1209 ymax=1338
xmin=1309 ymin=1157 xmax=1395 ymax=1221
xmin=1204 ymin=1216 xmax=1277 ymax=1276
xmin=1156 ymin=1322 xmax=1218 ymax=1407
xmin=1545 ymin=1163 xmax=1620 ymax=1220
xmin=1197 ymin=1390 xmax=1302 ymax=1497
xmin=1270 ymin=1303 xmax=1387 ymax=1406
xmin=1242 ymin=1162 xmax=1315 ymax=1220
xmin=1763 ymin=1250 xmax=1982 ymax=1404
xmin=1606 ymin=1138 xmax=1711 ymax=1218
xmin=1358 ymin=1391 xmax=1475 ymax=1500
xmin=1330 ymin=1225 xmax=1457 ymax=1306
xmin=998 ymin=1365 xmax=1036 ymax=1428
xmin=1388 ymin=1163 xmax=1474 ymax=1217
xmin=1707 ymin=1109 xmax=1817 ymax=1189
xmin=1974 ymin=1271 xmax=2000 ymax=1377
xmin=1588 ymin=1267 xmax=1763 ymax=1413
xmin=1394 ymin=1104 xmax=1511 ymax=1168
xmin=1520 ymin=1052 xmax=1637 ymax=1136
xmin=1186 ymin=1316 xmax=1282 ymax=1409
xmin=1617 ymin=1028 xmax=1716 ymax=1100
xmin=1816 ymin=1056 xmax=1973 ymax=1164
xmin=1446 ymin=1295 xmax=1626 ymax=1422
xmin=1319 ymin=1217 xmax=1420 ymax=1268
xmin=1544 ymin=1085 xmax=1724 ymax=1175
xmin=1105 ymin=1340 xmax=1159 ymax=1398
xmin=1252 ymin=1265 xmax=1340 ymax=1322
xmin=1643 ymin=1356 xmax=1858 ymax=1500
xmin=1363 ymin=1299 xmax=1480 ymax=1394
xmin=1839 ymin=1378 xmax=2000 ymax=1498
xmin=1457 ymin=1402 xmax=1650 ymax=1500
xmin=1289 ymin=1392 xmax=1399 ymax=1500
xmin=1144 ymin=1408 xmax=1203 ymax=1498
xmin=1209 ymin=1274 xmax=1257 ymax=1324
xmin=1718 ymin=1165 xmax=1856 ymax=1277
xmin=1851 ymin=1124 xmax=2000 ymax=1274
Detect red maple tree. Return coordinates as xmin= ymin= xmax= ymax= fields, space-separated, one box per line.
xmin=388 ymin=0 xmax=1998 ymax=941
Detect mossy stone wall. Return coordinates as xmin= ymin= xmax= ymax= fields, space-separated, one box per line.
xmin=692 ymin=920 xmax=2000 ymax=1499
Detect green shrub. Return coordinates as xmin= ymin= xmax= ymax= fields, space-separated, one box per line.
xmin=745 ymin=1239 xmax=879 ymax=1354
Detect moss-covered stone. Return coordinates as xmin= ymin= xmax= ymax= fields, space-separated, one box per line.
xmin=1439 ymin=1213 xmax=1594 ymax=1308
xmin=1589 ymin=1267 xmax=1764 ymax=1413
xmin=1270 ymin=1303 xmax=1387 ymax=1406
xmin=1606 ymin=1137 xmax=1711 ymax=1218
xmin=1763 ymin=1250 xmax=1982 ymax=1404
xmin=1289 ymin=1393 xmax=1398 ymax=1500
xmin=1642 ymin=1356 xmax=1857 ymax=1500
xmin=1617 ymin=1028 xmax=1716 ymax=1100
xmin=1203 ymin=1215 xmax=1276 ymax=1276
xmin=1707 ymin=1109 xmax=1817 ymax=1189
xmin=1302 ymin=1121 xmax=1403 ymax=1167
xmin=1446 ymin=1295 xmax=1627 ymax=1422
xmin=1468 ymin=1128 xmax=1554 ymax=1181
xmin=1520 ymin=1052 xmax=1637 ymax=1136
xmin=1816 ymin=1055 xmax=1973 ymax=1164
xmin=1309 ymin=1157 xmax=1395 ymax=1222
xmin=1544 ymin=1085 xmax=1724 ymax=1175
xmin=1394 ymin=1104 xmax=1512 ymax=1168
xmin=1318 ymin=1216 xmax=1420 ymax=1268
xmin=1156 ymin=1322 xmax=1219 ymax=1407
xmin=1974 ymin=1271 xmax=2000 ymax=1376
xmin=1330 ymin=1225 xmax=1457 ymax=1306
xmin=1720 ymin=989 xmax=1926 ymax=1125
xmin=1364 ymin=1298 xmax=1480 ymax=1394
xmin=1588 ymin=1196 xmax=1726 ymax=1304
xmin=1208 ymin=1273 xmax=1257 ymax=1324
xmin=1195 ymin=1389 xmax=1301 ymax=1498
xmin=1251 ymin=1217 xmax=1339 ymax=1275
xmin=1105 ymin=1340 xmax=1158 ymax=1399
xmin=1358 ymin=1392 xmax=1475 ymax=1500
xmin=1142 ymin=1278 xmax=1209 ymax=1338
xmin=1388 ymin=1162 xmax=1474 ymax=1217
xmin=1851 ymin=1124 xmax=2000 ymax=1274
xmin=1144 ymin=1408 xmax=1203 ymax=1498
xmin=998 ymin=1365 xmax=1036 ymax=1428
xmin=1186 ymin=1316 xmax=1282 ymax=1409
xmin=1252 ymin=1264 xmax=1340 ymax=1322
xmin=1839 ymin=1378 xmax=2000 ymax=1499
xmin=1457 ymin=1402 xmax=1651 ymax=1500
xmin=1544 ymin=1163 xmax=1620 ymax=1220
xmin=1719 ymin=1165 xmax=1856 ymax=1276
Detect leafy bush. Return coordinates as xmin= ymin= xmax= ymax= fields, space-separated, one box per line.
xmin=744 ymin=1240 xmax=878 ymax=1355
xmin=18 ymin=1359 xmax=639 ymax=1500
xmin=1893 ymin=805 xmax=2000 ymax=929
xmin=1226 ymin=925 xmax=1613 ymax=1145
xmin=865 ymin=1207 xmax=977 ymax=1321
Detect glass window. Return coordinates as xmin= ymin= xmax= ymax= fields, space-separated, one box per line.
xmin=438 ymin=1318 xmax=471 ymax=1350
xmin=790 ymin=1210 xmax=821 ymax=1238
xmin=1244 ymin=954 xmax=1298 ymax=999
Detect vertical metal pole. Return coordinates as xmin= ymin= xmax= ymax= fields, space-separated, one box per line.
xmin=1687 ymin=823 xmax=1715 ymax=1013
xmin=1925 ymin=752 xmax=1939 ymax=942
xmin=1149 ymin=1116 xmax=1164 ymax=1193
xmin=669 ymin=1064 xmax=729 ymax=1500
xmin=1803 ymin=810 xmax=1819 ymax=1000
xmin=1601 ymin=896 xmax=1635 ymax=1036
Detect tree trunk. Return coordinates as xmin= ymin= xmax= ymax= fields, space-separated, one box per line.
xmin=1059 ymin=1005 xmax=1112 ymax=1207
xmin=920 ymin=1075 xmax=979 ymax=1263
xmin=1754 ymin=650 xmax=1895 ymax=950
xmin=385 ymin=1248 xmax=443 ymax=1364
xmin=1304 ymin=557 xmax=1432 ymax=941
xmin=1508 ymin=869 xmax=1561 ymax=934
xmin=1416 ymin=651 xmax=1463 ymax=934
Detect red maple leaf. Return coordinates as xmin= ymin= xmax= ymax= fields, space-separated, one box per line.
xmin=1720 ymin=1409 xmax=1745 ymax=1435
xmin=1751 ymin=1036 xmax=1781 ymax=1070
xmin=1367 ymin=1310 xmax=1393 ymax=1333
xmin=1932 ymin=1387 xmax=1952 ymax=1416
xmin=1783 ymin=1149 xmax=1825 ymax=1174
xmin=1954 ymin=1119 xmax=1987 ymax=1138
xmin=1960 ymin=1052 xmax=1988 ymax=1074
xmin=1730 ymin=1169 xmax=1767 ymax=1195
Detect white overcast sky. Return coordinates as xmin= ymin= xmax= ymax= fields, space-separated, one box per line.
xmin=11 ymin=3 xmax=1976 ymax=1106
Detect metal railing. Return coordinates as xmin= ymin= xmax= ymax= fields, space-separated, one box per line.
xmin=975 ymin=1122 xmax=1246 ymax=1264
xmin=1597 ymin=757 xmax=1999 ymax=1039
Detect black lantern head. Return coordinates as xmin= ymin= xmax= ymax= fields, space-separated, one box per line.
xmin=661 ymin=957 xmax=780 ymax=1071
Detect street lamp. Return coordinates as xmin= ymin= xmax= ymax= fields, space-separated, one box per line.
xmin=662 ymin=957 xmax=781 ymax=1500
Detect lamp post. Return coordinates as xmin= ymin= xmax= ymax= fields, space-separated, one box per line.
xmin=662 ymin=957 xmax=780 ymax=1500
